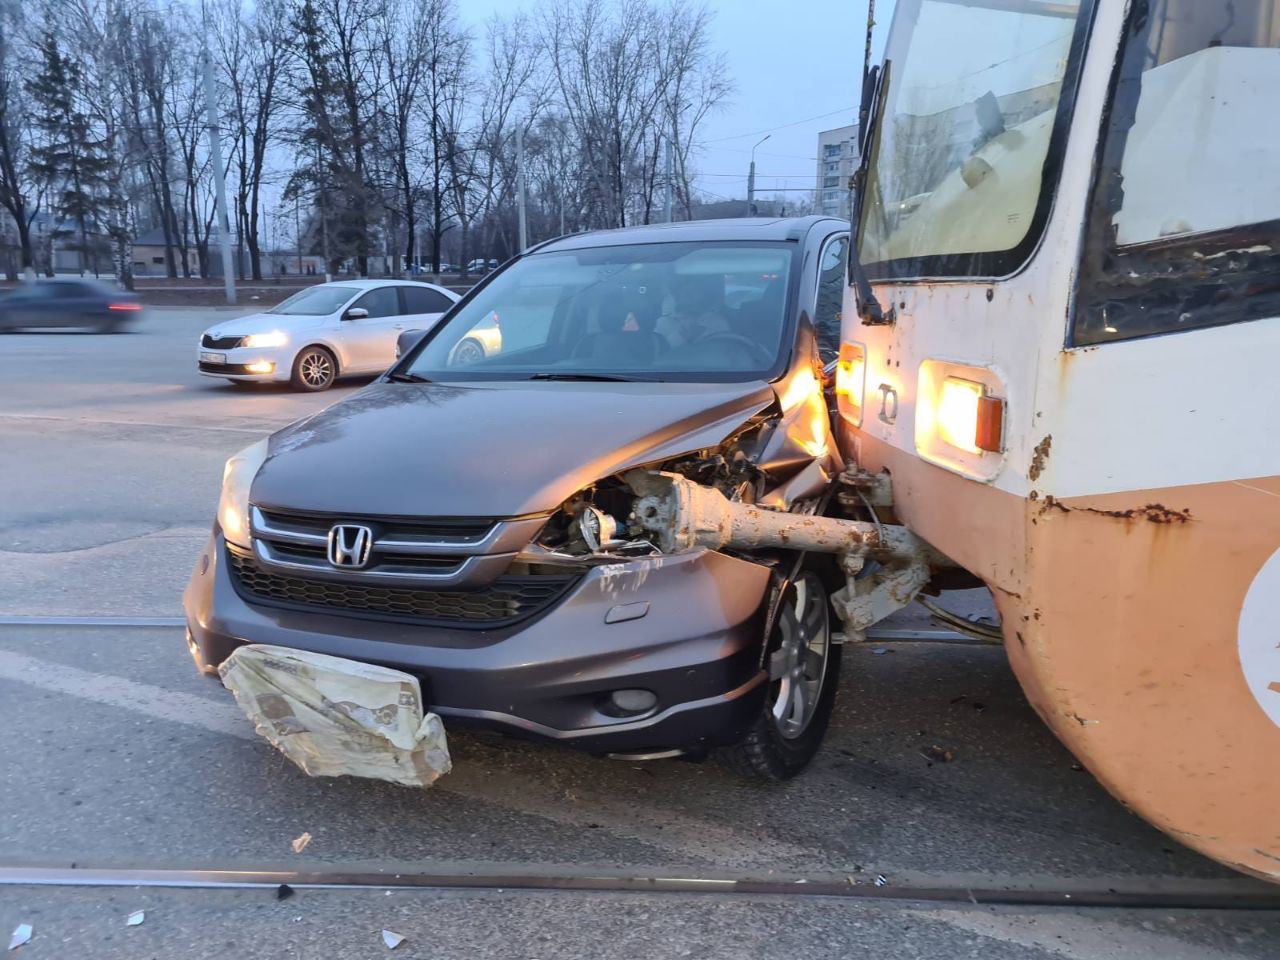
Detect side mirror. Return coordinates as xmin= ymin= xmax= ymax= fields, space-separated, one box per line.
xmin=343 ymin=307 xmax=369 ymax=321
xmin=395 ymin=328 xmax=429 ymax=359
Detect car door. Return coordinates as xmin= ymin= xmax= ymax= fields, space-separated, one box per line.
xmin=337 ymin=285 xmax=402 ymax=372
xmin=49 ymin=281 xmax=96 ymax=327
xmin=9 ymin=284 xmax=70 ymax=328
xmin=398 ymin=285 xmax=456 ymax=340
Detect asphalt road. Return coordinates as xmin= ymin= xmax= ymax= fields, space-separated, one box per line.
xmin=0 ymin=308 xmax=1276 ymax=958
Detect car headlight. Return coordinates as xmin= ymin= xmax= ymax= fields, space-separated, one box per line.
xmin=242 ymin=331 xmax=287 ymax=349
xmin=217 ymin=438 xmax=269 ymax=548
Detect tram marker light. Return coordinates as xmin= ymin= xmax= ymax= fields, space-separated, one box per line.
xmin=938 ymin=377 xmax=1004 ymax=454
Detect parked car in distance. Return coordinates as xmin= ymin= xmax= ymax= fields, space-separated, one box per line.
xmin=0 ymin=278 xmax=142 ymax=332
xmin=186 ymin=217 xmax=854 ymax=780
xmin=197 ymin=279 xmax=460 ymax=391
xmin=465 ymin=258 xmax=500 ymax=273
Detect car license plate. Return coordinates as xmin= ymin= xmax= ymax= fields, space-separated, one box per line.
xmin=200 ymin=352 xmax=226 ymax=364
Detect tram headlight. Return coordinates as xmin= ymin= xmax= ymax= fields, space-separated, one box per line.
xmin=937 ymin=377 xmax=1004 ymax=454
xmin=834 ymin=342 xmax=866 ymax=425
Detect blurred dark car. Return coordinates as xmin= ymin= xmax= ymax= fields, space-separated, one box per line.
xmin=0 ymin=279 xmax=142 ymax=333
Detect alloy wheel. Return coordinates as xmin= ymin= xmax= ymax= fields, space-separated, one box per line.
xmin=767 ymin=572 xmax=831 ymax=740
xmin=299 ymin=350 xmax=334 ymax=388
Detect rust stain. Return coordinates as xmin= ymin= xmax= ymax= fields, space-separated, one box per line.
xmin=1040 ymin=495 xmax=1071 ymax=515
xmin=1268 ymin=681 xmax=1280 ymax=694
xmin=1039 ymin=496 xmax=1192 ymax=524
xmin=1028 ymin=435 xmax=1052 ymax=482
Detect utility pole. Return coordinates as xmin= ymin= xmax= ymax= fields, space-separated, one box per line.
xmin=201 ymin=26 xmax=236 ymax=304
xmin=663 ymin=141 xmax=673 ymax=224
xmin=748 ymin=134 xmax=770 ymax=217
xmin=516 ymin=124 xmax=528 ymax=253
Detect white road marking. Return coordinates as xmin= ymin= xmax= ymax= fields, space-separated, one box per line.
xmin=0 ymin=649 xmax=256 ymax=741
xmin=0 ymin=647 xmax=815 ymax=866
xmin=0 ymin=413 xmax=270 ymax=435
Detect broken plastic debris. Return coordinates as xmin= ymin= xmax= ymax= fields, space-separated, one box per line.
xmin=381 ymin=929 xmax=406 ymax=950
xmin=219 ymin=644 xmax=451 ymax=788
xmin=873 ymin=874 xmax=889 ymax=887
xmin=8 ymin=924 xmax=32 ymax=950
xmin=922 ymin=745 xmax=956 ymax=763
xmin=871 ymin=647 xmax=890 ymax=656
xmin=291 ymin=832 xmax=313 ymax=854
xmin=126 ymin=911 xmax=145 ymax=926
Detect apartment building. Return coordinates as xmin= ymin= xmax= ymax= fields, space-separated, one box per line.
xmin=815 ymin=123 xmax=859 ymax=219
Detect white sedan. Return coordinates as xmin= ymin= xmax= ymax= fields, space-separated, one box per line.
xmin=197 ymin=279 xmax=460 ymax=391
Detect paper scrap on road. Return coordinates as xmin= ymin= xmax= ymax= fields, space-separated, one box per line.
xmin=219 ymin=644 xmax=451 ymax=788
xmin=8 ymin=923 xmax=32 ymax=950
xmin=291 ymin=832 xmax=312 ymax=853
xmin=382 ymin=929 xmax=406 ymax=949
xmin=126 ymin=910 xmax=145 ymax=926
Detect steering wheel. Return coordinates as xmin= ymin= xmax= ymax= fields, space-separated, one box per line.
xmin=697 ymin=331 xmax=774 ymax=366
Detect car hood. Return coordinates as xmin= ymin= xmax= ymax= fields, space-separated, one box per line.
xmin=203 ymin=311 xmax=329 ymax=337
xmin=252 ymin=380 xmax=777 ymax=518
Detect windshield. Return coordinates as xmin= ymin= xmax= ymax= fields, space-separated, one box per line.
xmin=401 ymin=241 xmax=796 ymax=382
xmin=268 ymin=285 xmax=359 ymax=316
xmin=858 ymin=0 xmax=1094 ymax=279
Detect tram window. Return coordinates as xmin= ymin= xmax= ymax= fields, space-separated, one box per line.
xmin=1073 ymin=0 xmax=1280 ymax=345
xmin=856 ymin=0 xmax=1096 ymax=280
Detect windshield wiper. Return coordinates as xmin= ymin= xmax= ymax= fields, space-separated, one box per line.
xmin=525 ymin=372 xmax=646 ymax=382
xmin=848 ymin=60 xmax=896 ymax=327
xmin=385 ymin=371 xmax=432 ymax=384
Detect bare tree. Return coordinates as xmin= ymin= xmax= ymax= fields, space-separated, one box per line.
xmin=657 ymin=2 xmax=731 ymax=219
xmin=216 ymin=0 xmax=290 ymax=280
xmin=372 ymin=0 xmax=440 ymax=274
xmin=118 ymin=7 xmax=185 ymax=277
xmin=0 ymin=0 xmax=37 ymax=278
xmin=542 ymin=0 xmax=674 ymax=229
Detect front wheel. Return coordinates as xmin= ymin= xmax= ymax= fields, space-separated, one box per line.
xmin=716 ymin=568 xmax=842 ymax=781
xmin=452 ymin=338 xmax=485 ymax=366
xmin=291 ymin=346 xmax=337 ymax=391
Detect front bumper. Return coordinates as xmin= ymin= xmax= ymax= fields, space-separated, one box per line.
xmin=197 ymin=344 xmax=295 ymax=382
xmin=183 ymin=531 xmax=773 ymax=753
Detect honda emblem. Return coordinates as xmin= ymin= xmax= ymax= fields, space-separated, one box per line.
xmin=327 ymin=524 xmax=373 ymax=569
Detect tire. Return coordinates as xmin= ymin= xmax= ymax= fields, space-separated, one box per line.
xmin=452 ymin=338 xmax=485 ymax=366
xmin=291 ymin=345 xmax=337 ymax=391
xmin=716 ymin=566 xmax=842 ymax=781
xmin=95 ymin=315 xmax=120 ymax=333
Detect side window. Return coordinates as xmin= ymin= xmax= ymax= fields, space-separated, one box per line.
xmin=401 ymin=286 xmax=453 ymax=315
xmin=351 ymin=286 xmax=399 ymax=319
xmin=813 ymin=235 xmax=848 ymax=363
xmin=1074 ymin=0 xmax=1280 ymax=345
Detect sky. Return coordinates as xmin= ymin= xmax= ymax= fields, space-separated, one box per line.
xmin=458 ymin=0 xmax=891 ymax=206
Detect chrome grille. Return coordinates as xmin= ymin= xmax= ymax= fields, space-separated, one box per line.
xmin=228 ymin=547 xmax=574 ymax=627
xmin=248 ymin=506 xmax=547 ymax=589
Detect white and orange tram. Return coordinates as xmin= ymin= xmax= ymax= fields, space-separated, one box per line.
xmin=837 ymin=0 xmax=1280 ymax=880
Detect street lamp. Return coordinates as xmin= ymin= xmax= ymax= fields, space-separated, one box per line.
xmin=747 ymin=134 xmax=771 ymax=216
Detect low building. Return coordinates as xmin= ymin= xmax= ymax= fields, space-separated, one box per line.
xmin=132 ymin=227 xmax=201 ymax=277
